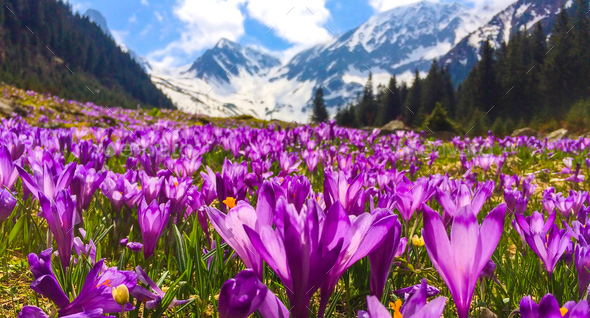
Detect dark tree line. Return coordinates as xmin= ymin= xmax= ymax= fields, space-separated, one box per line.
xmin=336 ymin=0 xmax=590 ymax=135
xmin=0 ymin=0 xmax=174 ymax=109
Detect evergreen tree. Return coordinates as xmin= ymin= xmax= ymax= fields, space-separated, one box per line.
xmin=572 ymin=0 xmax=590 ymax=100
xmin=311 ymin=87 xmax=329 ymax=123
xmin=357 ymin=74 xmax=378 ymax=126
xmin=405 ymin=69 xmax=422 ymax=126
xmin=420 ymin=59 xmax=446 ymax=116
xmin=335 ymin=103 xmax=358 ymax=128
xmin=476 ymin=40 xmax=499 ymax=118
xmin=0 ymin=0 xmax=174 ymax=109
xmin=378 ymin=76 xmax=402 ymax=126
xmin=542 ymin=9 xmax=576 ymax=115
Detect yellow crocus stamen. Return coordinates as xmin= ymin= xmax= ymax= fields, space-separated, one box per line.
xmin=174 ymin=181 xmax=178 ymax=188
xmin=560 ymin=308 xmax=568 ymax=316
xmin=112 ymin=284 xmax=129 ymax=306
xmin=223 ymin=197 xmax=237 ymax=209
xmin=391 ymin=299 xmax=403 ymax=318
xmin=412 ymin=234 xmax=425 ymax=247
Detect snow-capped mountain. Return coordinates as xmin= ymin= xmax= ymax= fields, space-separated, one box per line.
xmin=277 ymin=1 xmax=488 ymax=108
xmin=153 ymin=1 xmax=489 ymax=122
xmin=84 ymin=9 xmax=151 ymax=73
xmin=442 ymin=0 xmax=571 ymax=85
xmin=150 ymin=41 xmax=313 ymax=120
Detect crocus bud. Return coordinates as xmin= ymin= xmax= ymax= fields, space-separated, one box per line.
xmin=112 ymin=284 xmax=130 ymax=306
xmin=481 ymin=259 xmax=496 ymax=279
xmin=127 ymin=242 xmax=143 ymax=252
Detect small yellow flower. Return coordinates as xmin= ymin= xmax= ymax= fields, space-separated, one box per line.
xmin=412 ymin=234 xmax=425 ymax=247
xmin=112 ymin=284 xmax=129 ymax=306
xmin=560 ymin=308 xmax=568 ymax=316
xmin=223 ymin=197 xmax=237 ymax=209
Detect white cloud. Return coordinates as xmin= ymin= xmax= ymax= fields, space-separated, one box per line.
xmin=129 ymin=13 xmax=137 ymax=23
xmin=245 ymin=1 xmax=332 ymax=45
xmin=111 ymin=30 xmax=129 ymax=46
xmin=148 ymin=0 xmax=246 ymax=67
xmin=141 ymin=0 xmax=149 ymax=5
xmin=154 ymin=11 xmax=163 ymax=21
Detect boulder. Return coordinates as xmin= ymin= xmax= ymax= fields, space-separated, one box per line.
xmin=546 ymin=128 xmax=568 ymax=141
xmin=472 ymin=307 xmax=498 ymax=318
xmin=379 ymin=120 xmax=409 ymax=136
xmin=381 ymin=120 xmax=406 ymax=131
xmin=511 ymin=127 xmax=539 ymax=138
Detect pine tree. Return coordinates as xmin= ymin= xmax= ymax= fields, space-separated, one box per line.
xmin=311 ymin=87 xmax=329 ymax=123
xmin=357 ymin=74 xmax=378 ymax=126
xmin=405 ymin=69 xmax=422 ymax=126
xmin=542 ymin=9 xmax=576 ymax=115
xmin=572 ymin=0 xmax=590 ymax=101
xmin=476 ymin=40 xmax=499 ymax=118
xmin=420 ymin=59 xmax=445 ymax=116
xmin=378 ymin=76 xmax=402 ymax=126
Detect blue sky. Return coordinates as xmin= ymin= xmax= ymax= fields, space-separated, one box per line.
xmin=67 ymin=0 xmax=513 ymax=68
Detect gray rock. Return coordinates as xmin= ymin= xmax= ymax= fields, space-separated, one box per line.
xmin=511 ymin=127 xmax=539 ymax=138
xmin=472 ymin=307 xmax=498 ymax=318
xmin=546 ymin=128 xmax=568 ymax=141
xmin=381 ymin=120 xmax=407 ymax=131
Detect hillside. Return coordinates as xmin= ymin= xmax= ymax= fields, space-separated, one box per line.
xmin=0 ymin=0 xmax=174 ymax=109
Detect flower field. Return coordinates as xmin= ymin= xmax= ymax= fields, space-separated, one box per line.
xmin=2 ymin=85 xmax=590 ymax=317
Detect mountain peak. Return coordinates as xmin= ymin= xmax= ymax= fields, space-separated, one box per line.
xmin=187 ymin=39 xmax=281 ymax=83
xmin=84 ymin=9 xmax=112 ymax=38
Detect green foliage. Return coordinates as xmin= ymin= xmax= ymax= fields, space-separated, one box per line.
xmin=335 ymin=103 xmax=358 ymax=128
xmin=311 ymin=87 xmax=329 ymax=123
xmin=377 ymin=76 xmax=403 ymax=126
xmin=491 ymin=117 xmax=505 ymax=136
xmin=357 ymin=74 xmax=378 ymax=126
xmin=565 ymin=100 xmax=590 ymax=134
xmin=422 ymin=102 xmax=456 ymax=133
xmin=0 ymin=0 xmax=174 ymax=109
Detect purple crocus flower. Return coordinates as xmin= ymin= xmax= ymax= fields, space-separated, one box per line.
xmin=139 ymin=172 xmax=164 ymax=204
xmin=26 ymin=251 xmax=136 ymax=316
xmin=138 ymin=199 xmax=171 ymax=259
xmin=18 ymin=306 xmax=103 ymax=318
xmin=163 ymin=176 xmax=191 ymax=219
xmin=28 ymin=248 xmax=70 ymax=309
xmin=17 ymin=162 xmax=76 ymax=202
xmin=319 ymin=207 xmax=396 ymax=317
xmin=59 ymin=260 xmax=137 ymax=316
xmin=70 ymin=165 xmax=105 ymax=219
xmin=520 ymin=294 xmax=589 ymax=318
xmin=131 ymin=266 xmax=189 ymax=310
xmin=245 ymin=197 xmax=345 ymax=318
xmin=208 ymin=181 xmax=277 ymax=279
xmin=127 ymin=242 xmax=143 ymax=252
xmin=515 ymin=211 xmax=572 ymax=275
xmin=394 ymin=177 xmax=438 ymax=222
xmin=0 ymin=145 xmax=18 ymax=189
xmin=39 ymin=190 xmax=77 ymax=268
xmin=0 ymin=188 xmax=17 ymax=222
xmin=323 ymin=169 xmax=366 ymax=216
xmin=422 ymin=203 xmax=506 ymax=318
xmin=279 ymin=152 xmax=302 ymax=177
xmin=576 ymin=245 xmax=590 ymax=298
xmin=102 ymin=171 xmax=142 ymax=211
xmin=368 ymin=213 xmax=402 ymax=299
xmin=217 ymin=269 xmax=289 ymax=318
xmin=359 ymin=279 xmax=447 ymax=318
xmin=392 ymin=280 xmax=441 ymax=300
